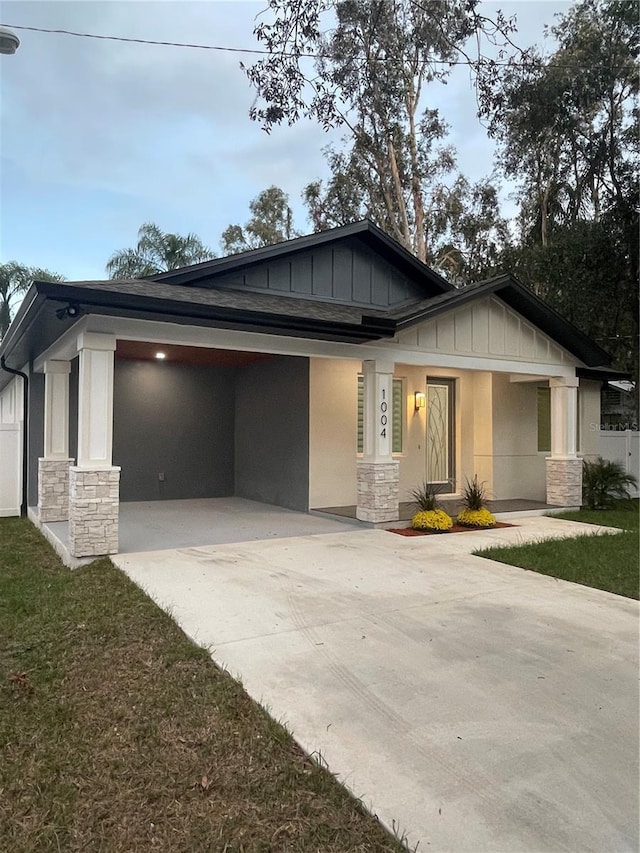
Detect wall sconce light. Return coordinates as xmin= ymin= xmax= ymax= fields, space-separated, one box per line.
xmin=55 ymin=303 xmax=81 ymax=320
xmin=414 ymin=391 xmax=426 ymax=411
xmin=155 ymin=352 xmax=167 ymax=360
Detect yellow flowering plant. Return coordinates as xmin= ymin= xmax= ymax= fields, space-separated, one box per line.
xmin=456 ymin=475 xmax=496 ymax=528
xmin=456 ymin=507 xmax=496 ymax=528
xmin=412 ymin=509 xmax=454 ymax=532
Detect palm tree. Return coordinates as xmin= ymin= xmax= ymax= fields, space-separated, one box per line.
xmin=106 ymin=223 xmax=214 ymax=279
xmin=0 ymin=262 xmax=65 ymax=339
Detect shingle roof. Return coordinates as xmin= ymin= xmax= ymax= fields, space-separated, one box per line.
xmin=59 ymin=278 xmax=400 ymax=325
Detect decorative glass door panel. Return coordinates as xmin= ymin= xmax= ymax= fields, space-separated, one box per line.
xmin=426 ymin=378 xmax=455 ymax=492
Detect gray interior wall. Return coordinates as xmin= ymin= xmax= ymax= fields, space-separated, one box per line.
xmin=113 ymin=360 xmax=236 ymax=502
xmin=234 ymin=356 xmax=310 ymax=511
xmin=27 ymin=371 xmax=44 ymax=507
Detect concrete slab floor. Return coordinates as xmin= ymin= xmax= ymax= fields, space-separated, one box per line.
xmin=113 ymin=517 xmax=639 ymax=853
xmin=44 ymin=497 xmax=359 ymax=555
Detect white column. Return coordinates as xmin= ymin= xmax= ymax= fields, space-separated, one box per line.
xmin=76 ymin=332 xmax=116 ymax=467
xmin=44 ymin=360 xmax=70 ymax=460
xmin=546 ymin=376 xmax=582 ymax=506
xmin=357 ymin=359 xmax=399 ymax=523
xmin=38 ymin=360 xmax=73 ymax=523
xmin=550 ymin=376 xmax=578 ymax=459
xmin=69 ymin=332 xmax=120 ymax=557
xmin=362 ymin=358 xmax=394 ymax=462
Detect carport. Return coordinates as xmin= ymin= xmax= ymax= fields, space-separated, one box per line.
xmin=111 ymin=341 xmax=310 ymax=512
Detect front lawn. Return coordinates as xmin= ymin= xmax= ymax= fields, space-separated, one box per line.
xmin=474 ymin=500 xmax=639 ymax=600
xmin=0 ymin=518 xmax=406 ymax=853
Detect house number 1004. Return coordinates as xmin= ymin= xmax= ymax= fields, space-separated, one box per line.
xmin=380 ymin=388 xmax=388 ymax=438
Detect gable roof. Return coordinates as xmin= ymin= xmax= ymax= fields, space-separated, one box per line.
xmin=390 ymin=274 xmax=612 ymax=367
xmin=0 ymin=225 xmax=613 ymax=391
xmin=149 ymin=219 xmax=454 ymax=296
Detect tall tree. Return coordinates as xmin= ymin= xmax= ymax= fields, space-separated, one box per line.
xmin=0 ymin=262 xmax=65 ymax=339
xmin=244 ymin=0 xmax=523 ymax=264
xmin=220 ymin=187 xmax=297 ymax=254
xmin=106 ymin=223 xmax=213 ymax=278
xmin=487 ymin=0 xmax=638 ymax=377
xmin=486 ymin=0 xmax=637 ymax=247
xmin=303 ymin=156 xmax=508 ymax=284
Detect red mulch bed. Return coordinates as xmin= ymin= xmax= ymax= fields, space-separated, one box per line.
xmin=387 ymin=521 xmax=515 ymax=536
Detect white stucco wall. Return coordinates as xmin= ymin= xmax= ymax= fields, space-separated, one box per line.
xmin=309 ymin=359 xmax=359 ymax=507
xmin=490 ymin=374 xmax=546 ymax=501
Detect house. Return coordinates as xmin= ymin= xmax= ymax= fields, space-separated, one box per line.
xmin=0 ymin=221 xmax=615 ymax=559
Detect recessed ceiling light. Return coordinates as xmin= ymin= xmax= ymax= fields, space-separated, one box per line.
xmin=155 ymin=352 xmax=166 ymax=360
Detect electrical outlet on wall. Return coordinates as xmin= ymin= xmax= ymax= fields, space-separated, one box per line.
xmin=158 ymin=472 xmax=165 ymax=482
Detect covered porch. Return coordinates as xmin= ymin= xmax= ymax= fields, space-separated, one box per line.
xmin=314 ymin=498 xmax=560 ymax=525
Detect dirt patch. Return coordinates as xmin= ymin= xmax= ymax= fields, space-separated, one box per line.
xmin=387 ymin=521 xmax=516 ymax=536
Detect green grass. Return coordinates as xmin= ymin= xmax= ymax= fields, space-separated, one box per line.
xmin=0 ymin=518 xmax=408 ymax=853
xmin=475 ymin=500 xmax=639 ymax=600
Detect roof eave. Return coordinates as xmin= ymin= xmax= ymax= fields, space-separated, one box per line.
xmin=29 ymin=281 xmax=397 ymax=344
xmin=0 ymin=283 xmax=47 ymax=364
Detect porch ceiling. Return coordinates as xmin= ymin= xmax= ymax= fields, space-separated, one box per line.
xmin=115 ymin=340 xmax=274 ymax=367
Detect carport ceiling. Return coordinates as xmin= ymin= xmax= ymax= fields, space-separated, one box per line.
xmin=115 ymin=340 xmax=274 ymax=367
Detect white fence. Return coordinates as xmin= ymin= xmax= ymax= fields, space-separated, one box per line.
xmin=598 ymin=430 xmax=640 ymax=498
xmin=0 ymin=422 xmax=22 ymax=516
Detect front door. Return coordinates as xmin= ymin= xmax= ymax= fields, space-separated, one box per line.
xmin=425 ymin=377 xmax=455 ymax=493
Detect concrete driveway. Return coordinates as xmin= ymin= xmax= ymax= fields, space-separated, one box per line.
xmin=114 ymin=518 xmax=639 ymax=852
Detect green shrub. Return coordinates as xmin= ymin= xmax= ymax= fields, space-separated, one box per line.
xmin=582 ymin=457 xmax=638 ymax=510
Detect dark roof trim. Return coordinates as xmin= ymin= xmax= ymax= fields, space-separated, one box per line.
xmin=0 ymin=284 xmax=47 ymax=364
xmin=577 ymin=366 xmax=633 ymax=382
xmin=149 ymin=219 xmax=454 ymax=295
xmin=395 ymin=274 xmax=612 ymax=368
xmin=30 ymin=280 xmax=397 ymax=343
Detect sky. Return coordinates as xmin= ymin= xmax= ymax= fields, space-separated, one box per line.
xmin=0 ymin=0 xmax=571 ymax=282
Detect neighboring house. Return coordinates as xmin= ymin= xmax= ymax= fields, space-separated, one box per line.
xmin=0 ymin=221 xmax=619 ymax=559
xmin=601 ymin=381 xmax=638 ymax=430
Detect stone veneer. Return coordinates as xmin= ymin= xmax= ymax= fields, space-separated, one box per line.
xmin=38 ymin=458 xmax=73 ymax=523
xmin=68 ymin=466 xmax=121 ymax=557
xmin=356 ymin=461 xmax=400 ymax=523
xmin=546 ymin=457 xmax=583 ymax=506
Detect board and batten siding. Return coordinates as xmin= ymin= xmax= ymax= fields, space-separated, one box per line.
xmin=205 ymin=241 xmax=430 ymax=308
xmin=395 ymin=296 xmax=572 ymax=366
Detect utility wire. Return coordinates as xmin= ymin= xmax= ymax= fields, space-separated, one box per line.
xmin=1 ymin=22 xmax=636 ymax=69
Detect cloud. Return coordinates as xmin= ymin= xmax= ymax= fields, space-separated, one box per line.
xmin=0 ymin=0 xmax=572 ymax=278
xmin=1 ymin=2 xmax=270 ymax=200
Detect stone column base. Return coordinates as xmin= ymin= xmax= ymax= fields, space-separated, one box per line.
xmin=356 ymin=461 xmax=400 ymax=523
xmin=38 ymin=458 xmax=73 ymax=523
xmin=69 ymin=466 xmax=121 ymax=558
xmin=546 ymin=457 xmax=583 ymax=506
